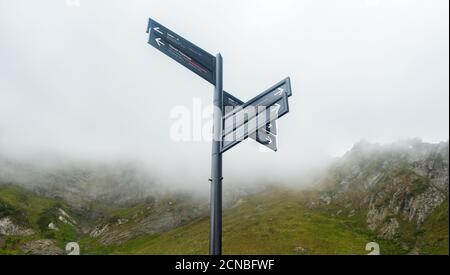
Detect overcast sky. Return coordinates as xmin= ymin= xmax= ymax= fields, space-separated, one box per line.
xmin=0 ymin=0 xmax=448 ymax=189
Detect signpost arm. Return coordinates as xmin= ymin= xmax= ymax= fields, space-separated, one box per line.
xmin=210 ymin=53 xmax=223 ymax=255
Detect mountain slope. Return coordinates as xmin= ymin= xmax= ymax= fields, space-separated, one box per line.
xmin=80 ymin=140 xmax=448 ymax=255
xmin=0 ymin=184 xmax=81 ymax=254
xmin=79 ymin=187 xmax=407 ymax=255
xmin=1 ymin=139 xmax=448 ymax=255
xmin=0 ymin=183 xmax=208 ymax=254
xmin=307 ymin=139 xmax=449 ymax=254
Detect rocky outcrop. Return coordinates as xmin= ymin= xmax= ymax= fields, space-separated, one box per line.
xmin=21 ymin=239 xmax=63 ymax=255
xmin=313 ymin=140 xmax=449 ymax=245
xmin=0 ymin=217 xmax=34 ymax=236
xmin=90 ymin=224 xmax=109 ymax=238
xmin=401 ymin=186 xmax=446 ymax=225
xmin=378 ymin=218 xmax=400 ymax=240
xmin=89 ymin=196 xmax=207 ymax=245
xmin=367 ymin=203 xmax=389 ymax=231
xmin=93 ymin=208 xmax=205 ymax=245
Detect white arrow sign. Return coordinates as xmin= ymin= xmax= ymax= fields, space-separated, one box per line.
xmin=153 ymin=27 xmax=163 ymax=35
xmin=274 ymin=88 xmax=284 ymax=96
xmin=271 ymin=103 xmax=281 ymax=114
xmin=155 ymin=37 xmax=165 ymax=47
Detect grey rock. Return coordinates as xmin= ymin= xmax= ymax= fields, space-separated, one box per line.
xmin=378 ymin=218 xmax=400 ymax=240
xmin=0 ymin=217 xmax=34 ymax=236
xmin=21 ymin=239 xmax=63 ymax=255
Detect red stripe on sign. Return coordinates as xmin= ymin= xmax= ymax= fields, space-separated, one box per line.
xmin=168 ymin=44 xmax=208 ymax=74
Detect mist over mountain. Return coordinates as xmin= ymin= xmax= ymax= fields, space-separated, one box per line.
xmin=0 ymin=138 xmax=447 ymax=204
xmin=0 ymin=151 xmax=266 ymax=209
xmin=1 ymin=139 xmax=448 ymax=254
xmin=1 ymin=0 xmax=448 ymax=194
xmin=0 ymin=157 xmax=158 ymax=206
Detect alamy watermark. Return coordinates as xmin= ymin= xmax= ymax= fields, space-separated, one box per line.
xmin=169 ymin=98 xmax=281 ymax=152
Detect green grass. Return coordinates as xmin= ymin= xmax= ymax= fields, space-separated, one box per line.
xmin=0 ymin=184 xmax=55 ymax=229
xmin=2 ymin=184 xmax=447 ymax=255
xmin=0 ymin=184 xmax=81 ymax=254
xmin=419 ymin=199 xmax=449 ymax=255
xmin=81 ymin=188 xmax=406 ymax=255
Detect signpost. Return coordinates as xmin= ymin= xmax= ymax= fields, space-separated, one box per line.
xmin=147 ymin=18 xmax=288 ymax=151
xmin=146 ymin=18 xmax=293 ymax=255
xmin=222 ymin=92 xmax=290 ymax=153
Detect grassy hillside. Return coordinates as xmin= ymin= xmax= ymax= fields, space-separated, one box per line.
xmin=2 ymin=183 xmax=448 ymax=255
xmin=0 ymin=184 xmax=80 ymax=254
xmin=0 ymin=184 xmax=55 ymax=227
xmin=2 ymin=140 xmax=448 ymax=255
xmin=419 ymin=199 xmax=449 ymax=254
xmin=79 ymin=188 xmax=411 ymax=255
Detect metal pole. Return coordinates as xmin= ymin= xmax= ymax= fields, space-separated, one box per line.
xmin=210 ymin=53 xmax=223 ymax=255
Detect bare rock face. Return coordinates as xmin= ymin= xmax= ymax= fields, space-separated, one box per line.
xmin=367 ymin=203 xmax=389 ymax=231
xmin=314 ymin=140 xmax=448 ymax=247
xmin=90 ymin=224 xmax=109 ymax=238
xmin=21 ymin=239 xmax=63 ymax=255
xmin=0 ymin=217 xmax=34 ymax=236
xmin=89 ymin=196 xmax=207 ymax=245
xmin=378 ymin=145 xmax=446 ymax=230
xmin=401 ymin=186 xmax=446 ymax=225
xmin=58 ymin=208 xmax=77 ymax=225
xmin=378 ymin=218 xmax=400 ymax=240
xmin=366 ymin=177 xmax=447 ymax=235
xmin=95 ymin=209 xmax=203 ymax=245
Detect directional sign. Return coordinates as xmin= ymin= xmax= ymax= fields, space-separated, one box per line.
xmin=250 ymin=122 xmax=278 ymax=151
xmin=146 ymin=18 xmax=289 ymax=152
xmin=222 ymin=77 xmax=291 ymax=137
xmin=221 ymin=92 xmax=289 ymax=153
xmin=221 ymin=78 xmax=291 ymax=153
xmin=147 ymin=18 xmax=216 ymax=84
xmin=223 ymin=90 xmax=278 ymax=151
xmin=221 ymin=77 xmax=291 ymax=153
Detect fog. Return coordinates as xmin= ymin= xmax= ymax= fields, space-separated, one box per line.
xmin=0 ymin=0 xmax=448 ymax=191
